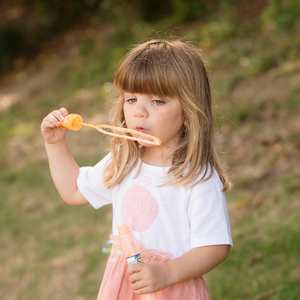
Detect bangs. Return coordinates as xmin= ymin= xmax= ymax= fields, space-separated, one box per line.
xmin=113 ymin=44 xmax=181 ymax=99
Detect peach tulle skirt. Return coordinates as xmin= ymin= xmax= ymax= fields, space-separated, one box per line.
xmin=96 ymin=227 xmax=210 ymax=300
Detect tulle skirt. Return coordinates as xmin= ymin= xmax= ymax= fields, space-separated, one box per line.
xmin=97 ymin=228 xmax=210 ymax=300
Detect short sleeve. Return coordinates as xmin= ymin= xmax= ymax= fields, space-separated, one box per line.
xmin=76 ymin=152 xmax=113 ymax=209
xmin=188 ymin=169 xmax=233 ymax=248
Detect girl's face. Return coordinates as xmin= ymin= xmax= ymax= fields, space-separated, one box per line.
xmin=123 ymin=92 xmax=184 ymax=149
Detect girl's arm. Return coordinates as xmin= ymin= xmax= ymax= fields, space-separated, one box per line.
xmin=127 ymin=244 xmax=231 ymax=294
xmin=44 ymin=141 xmax=87 ymax=205
xmin=166 ymin=245 xmax=231 ymax=286
xmin=41 ymin=108 xmax=87 ymax=205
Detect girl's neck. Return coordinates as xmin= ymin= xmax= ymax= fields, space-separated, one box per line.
xmin=140 ymin=146 xmax=174 ymax=167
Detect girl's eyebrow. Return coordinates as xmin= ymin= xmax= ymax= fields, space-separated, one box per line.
xmin=123 ymin=93 xmax=136 ymax=98
xmin=123 ymin=93 xmax=169 ymax=101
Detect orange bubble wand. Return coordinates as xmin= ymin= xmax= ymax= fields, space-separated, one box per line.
xmin=59 ymin=113 xmax=161 ymax=146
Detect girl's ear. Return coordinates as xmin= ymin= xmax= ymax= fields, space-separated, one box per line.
xmin=180 ymin=120 xmax=188 ymax=139
xmin=183 ymin=119 xmax=188 ymax=129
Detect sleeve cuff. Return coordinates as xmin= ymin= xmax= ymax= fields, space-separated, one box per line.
xmin=190 ymin=237 xmax=233 ymax=249
xmin=76 ymin=167 xmax=112 ymax=209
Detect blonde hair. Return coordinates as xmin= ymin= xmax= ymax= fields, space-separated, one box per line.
xmin=103 ymin=39 xmax=231 ymax=191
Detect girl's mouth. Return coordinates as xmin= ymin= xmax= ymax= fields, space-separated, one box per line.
xmin=135 ymin=127 xmax=146 ymax=132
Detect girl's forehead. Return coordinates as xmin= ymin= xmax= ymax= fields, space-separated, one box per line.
xmin=123 ymin=91 xmax=159 ymax=97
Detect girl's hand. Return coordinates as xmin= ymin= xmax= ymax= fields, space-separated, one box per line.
xmin=128 ymin=262 xmax=172 ymax=295
xmin=40 ymin=107 xmax=69 ymax=144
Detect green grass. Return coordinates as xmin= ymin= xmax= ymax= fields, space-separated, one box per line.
xmin=1 ymin=12 xmax=300 ymax=299
xmin=0 ymin=159 xmax=112 ymax=299
xmin=207 ymin=129 xmax=300 ymax=298
xmin=208 ymin=193 xmax=300 ymax=299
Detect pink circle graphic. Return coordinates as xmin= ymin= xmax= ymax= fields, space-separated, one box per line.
xmin=121 ymin=185 xmax=159 ymax=232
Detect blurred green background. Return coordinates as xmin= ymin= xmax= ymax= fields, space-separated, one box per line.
xmin=0 ymin=1 xmax=299 ymax=299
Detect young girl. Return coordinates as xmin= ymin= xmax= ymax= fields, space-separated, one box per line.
xmin=41 ymin=39 xmax=233 ymax=300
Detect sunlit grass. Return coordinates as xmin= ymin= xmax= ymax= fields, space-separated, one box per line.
xmin=1 ymin=14 xmax=300 ymax=299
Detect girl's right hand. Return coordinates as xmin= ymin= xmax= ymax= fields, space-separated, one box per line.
xmin=41 ymin=107 xmax=69 ymax=144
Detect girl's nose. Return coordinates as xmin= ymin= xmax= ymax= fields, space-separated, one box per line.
xmin=134 ymin=104 xmax=148 ymax=118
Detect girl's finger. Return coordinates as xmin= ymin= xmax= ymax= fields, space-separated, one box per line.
xmin=132 ymin=280 xmax=147 ymax=291
xmin=46 ymin=115 xmax=61 ymax=128
xmin=135 ymin=287 xmax=151 ymax=295
xmin=127 ymin=264 xmax=141 ymax=275
xmin=52 ymin=110 xmax=64 ymax=121
xmin=129 ymin=272 xmax=141 ymax=284
xmin=60 ymin=107 xmax=69 ymax=116
xmin=43 ymin=119 xmax=57 ymax=129
xmin=49 ymin=114 xmax=60 ymax=124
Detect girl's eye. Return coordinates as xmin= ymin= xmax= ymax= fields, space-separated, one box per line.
xmin=152 ymin=99 xmax=165 ymax=105
xmin=125 ymin=98 xmax=136 ymax=103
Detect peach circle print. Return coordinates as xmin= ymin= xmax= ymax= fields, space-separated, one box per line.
xmin=121 ymin=185 xmax=159 ymax=232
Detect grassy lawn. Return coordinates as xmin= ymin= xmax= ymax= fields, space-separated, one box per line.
xmin=0 ymin=14 xmax=299 ymax=299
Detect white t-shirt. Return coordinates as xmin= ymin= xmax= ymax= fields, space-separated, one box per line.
xmin=77 ymin=153 xmax=233 ymax=258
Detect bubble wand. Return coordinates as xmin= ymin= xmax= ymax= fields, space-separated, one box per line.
xmin=59 ymin=113 xmax=161 ymax=146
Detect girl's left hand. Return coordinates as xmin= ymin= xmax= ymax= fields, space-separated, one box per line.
xmin=127 ymin=262 xmax=171 ymax=294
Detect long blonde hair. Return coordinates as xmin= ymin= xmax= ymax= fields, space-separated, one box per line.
xmin=103 ymin=39 xmax=231 ymax=191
